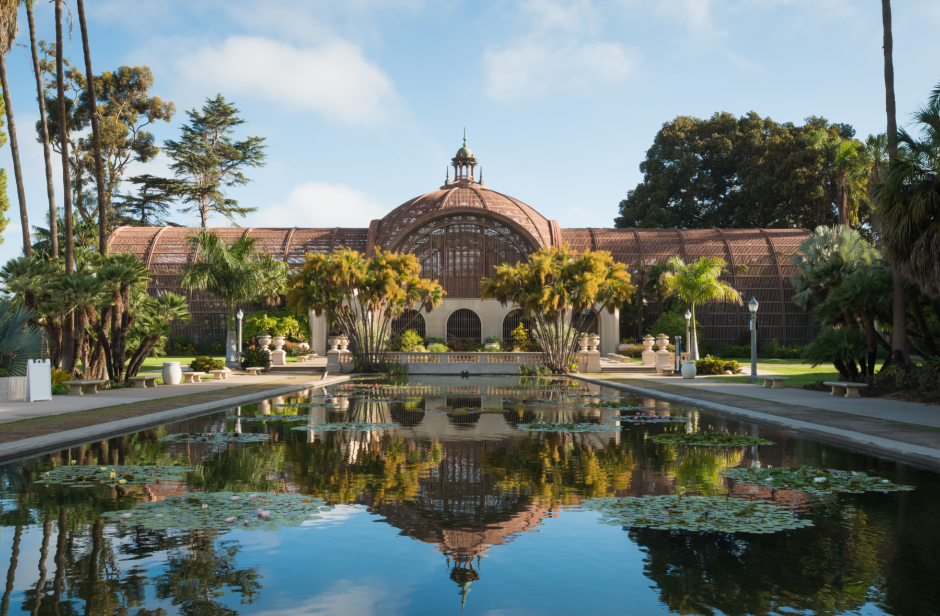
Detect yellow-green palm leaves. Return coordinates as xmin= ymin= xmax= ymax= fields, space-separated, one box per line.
xmin=481 ymin=243 xmax=635 ymax=372
xmin=287 ymin=248 xmax=444 ymax=370
xmin=659 ymin=256 xmax=741 ymax=359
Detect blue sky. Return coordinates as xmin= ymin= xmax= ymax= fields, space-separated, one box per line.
xmin=0 ymin=0 xmax=938 ymax=266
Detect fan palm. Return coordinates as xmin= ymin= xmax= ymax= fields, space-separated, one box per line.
xmin=51 ymin=273 xmax=108 ymax=373
xmin=0 ymin=299 xmax=42 ymax=376
xmin=96 ymin=253 xmax=150 ymax=380
xmin=124 ymin=291 xmax=190 ymax=379
xmin=181 ymin=230 xmax=287 ymax=364
xmin=659 ymin=256 xmax=741 ymax=360
xmin=871 ymin=82 xmax=940 ymax=298
xmin=790 ymin=225 xmax=879 ymax=311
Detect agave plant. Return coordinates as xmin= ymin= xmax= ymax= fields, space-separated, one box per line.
xmin=0 ymin=299 xmax=43 ymax=377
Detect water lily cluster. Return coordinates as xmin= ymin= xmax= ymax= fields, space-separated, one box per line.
xmin=581 ymin=495 xmax=813 ymax=533
xmin=651 ymin=433 xmax=775 ymax=447
xmin=607 ymin=413 xmax=688 ymax=424
xmin=291 ymin=422 xmax=399 ymax=432
xmin=34 ymin=465 xmax=190 ymax=488
xmin=101 ymin=491 xmax=333 ymax=531
xmin=158 ymin=432 xmax=271 ymax=443
xmin=516 ymin=422 xmax=623 ymax=432
xmin=722 ymin=466 xmax=916 ymax=494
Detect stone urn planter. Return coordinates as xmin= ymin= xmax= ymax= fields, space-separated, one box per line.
xmin=258 ymin=334 xmax=272 ymax=350
xmin=272 ymin=336 xmax=286 ymax=350
xmin=338 ymin=335 xmax=350 ymax=352
xmin=328 ymin=336 xmax=340 ymax=351
xmin=578 ymin=336 xmax=589 ymax=352
xmin=641 ymin=335 xmax=657 ymax=366
xmin=484 ymin=342 xmax=501 ymax=351
xmin=588 ymin=334 xmax=600 ymax=351
xmin=162 ymin=361 xmax=182 ymax=386
xmin=655 ymin=334 xmax=670 ymax=351
xmin=681 ymin=360 xmax=697 ymax=379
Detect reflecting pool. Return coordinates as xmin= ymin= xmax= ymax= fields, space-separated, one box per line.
xmin=0 ymin=376 xmax=937 ymax=615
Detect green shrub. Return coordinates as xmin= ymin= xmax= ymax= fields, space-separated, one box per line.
xmin=190 ymin=356 xmax=224 ymax=372
xmin=383 ymin=362 xmax=409 ymax=376
xmin=167 ymin=336 xmax=197 ymax=355
xmin=649 ymin=309 xmax=700 ymax=342
xmin=722 ymin=340 xmax=804 ymax=359
xmin=695 ymin=356 xmax=742 ymax=375
xmin=0 ymin=368 xmax=9 ymax=377
xmin=52 ymin=383 xmax=68 ymax=395
xmin=428 ymin=343 xmax=449 ymax=353
xmin=485 ymin=335 xmax=502 ymax=344
xmin=802 ymin=327 xmax=867 ymax=379
xmin=425 ymin=336 xmax=445 ymax=346
xmin=240 ymin=348 xmax=271 ymax=371
xmin=519 ymin=364 xmax=550 ymax=376
xmin=391 ymin=329 xmax=425 ymax=352
xmin=448 ymin=339 xmax=482 ymax=352
xmin=720 ymin=344 xmax=751 ymax=359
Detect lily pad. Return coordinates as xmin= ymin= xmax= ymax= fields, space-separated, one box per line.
xmin=651 ymin=433 xmax=774 ymax=447
xmin=291 ymin=422 xmax=398 ymax=432
xmin=516 ymin=422 xmax=623 ymax=433
xmin=585 ymin=402 xmax=659 ymax=410
xmin=101 ymin=491 xmax=334 ymax=531
xmin=607 ymin=413 xmax=688 ymax=424
xmin=158 ymin=432 xmax=271 ymax=443
xmin=722 ymin=465 xmax=916 ymax=494
xmin=34 ymin=465 xmax=191 ymax=488
xmin=242 ymin=414 xmax=317 ymax=422
xmin=581 ymin=495 xmax=813 ymax=534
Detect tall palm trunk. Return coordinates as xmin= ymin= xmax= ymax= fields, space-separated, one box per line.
xmin=75 ymin=0 xmax=107 ymax=255
xmin=0 ymin=54 xmax=30 ymax=257
xmin=55 ymin=0 xmax=73 ymax=274
xmin=882 ymin=0 xmax=910 ymax=366
xmin=27 ymin=5 xmax=57 ymax=258
xmin=30 ymin=519 xmax=51 ymax=616
xmin=0 ymin=525 xmax=22 ymax=615
xmin=51 ymin=508 xmax=66 ymax=610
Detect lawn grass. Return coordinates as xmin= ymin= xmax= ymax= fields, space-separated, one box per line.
xmin=140 ymin=354 xmax=300 ymax=374
xmin=705 ymin=357 xmax=889 ymax=387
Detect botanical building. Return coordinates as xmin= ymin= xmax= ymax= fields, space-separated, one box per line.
xmin=108 ymin=137 xmax=814 ymax=355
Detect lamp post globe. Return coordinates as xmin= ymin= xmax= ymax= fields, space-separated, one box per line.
xmin=683 ymin=309 xmax=692 ymax=362
xmin=748 ymin=297 xmax=758 ymax=383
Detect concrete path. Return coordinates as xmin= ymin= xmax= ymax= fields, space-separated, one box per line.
xmin=598 ymin=358 xmax=781 ymax=376
xmin=0 ymin=370 xmax=325 ymax=424
xmin=611 ymin=373 xmax=940 ymax=428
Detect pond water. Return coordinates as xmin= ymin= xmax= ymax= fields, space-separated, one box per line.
xmin=0 ymin=376 xmax=937 ymax=616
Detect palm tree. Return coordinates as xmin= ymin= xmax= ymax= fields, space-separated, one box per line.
xmin=97 ymin=253 xmax=150 ymax=381
xmin=54 ymin=0 xmax=73 ymax=274
xmin=26 ymin=0 xmax=57 ymax=258
xmin=659 ymin=256 xmax=742 ymax=360
xmin=180 ymin=230 xmax=287 ymax=366
xmin=125 ymin=292 xmax=191 ymax=378
xmin=880 ymin=0 xmax=910 ymax=367
xmin=833 ymin=140 xmax=870 ymax=226
xmin=872 ymin=84 xmax=940 ymax=299
xmin=52 ymin=273 xmax=108 ymax=373
xmin=75 ymin=0 xmax=107 ymax=254
xmin=0 ymin=0 xmax=30 ymax=256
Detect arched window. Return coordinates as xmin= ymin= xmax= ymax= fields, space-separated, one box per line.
xmin=447 ymin=309 xmax=481 ymax=342
xmin=391 ymin=309 xmax=426 ymax=338
xmin=502 ymin=309 xmax=532 ymax=341
xmin=579 ymin=311 xmax=599 ymax=335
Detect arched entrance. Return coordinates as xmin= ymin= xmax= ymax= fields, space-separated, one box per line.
xmin=447 ymin=309 xmax=482 ymax=343
xmin=502 ymin=309 xmax=532 ymax=341
xmin=392 ymin=309 xmax=427 ymax=338
xmin=579 ymin=311 xmax=599 ymax=335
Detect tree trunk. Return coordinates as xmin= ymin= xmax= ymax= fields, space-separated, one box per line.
xmin=859 ymin=311 xmax=879 ymax=376
xmin=890 ymin=265 xmax=911 ymax=365
xmin=76 ymin=0 xmax=108 ymax=255
xmin=30 ymin=519 xmax=51 ymax=616
xmin=0 ymin=526 xmax=22 ymax=615
xmin=55 ymin=0 xmax=74 ymax=275
xmin=882 ymin=0 xmax=898 ymax=160
xmin=27 ymin=6 xmax=57 ymax=259
xmin=0 ymin=54 xmax=31 ymax=257
xmin=52 ymin=508 xmax=66 ymax=610
xmin=84 ymin=521 xmax=102 ymax=615
xmin=910 ymin=298 xmax=937 ymax=358
xmin=690 ymin=304 xmax=699 ymax=360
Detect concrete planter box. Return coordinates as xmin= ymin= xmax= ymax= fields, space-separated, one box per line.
xmin=0 ymin=376 xmax=27 ymax=401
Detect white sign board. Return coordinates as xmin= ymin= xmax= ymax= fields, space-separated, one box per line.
xmin=25 ymin=359 xmax=52 ymax=402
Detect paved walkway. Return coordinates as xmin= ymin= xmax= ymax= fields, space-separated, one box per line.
xmin=579 ymin=373 xmax=940 ymax=468
xmin=0 ymin=369 xmax=327 ymax=424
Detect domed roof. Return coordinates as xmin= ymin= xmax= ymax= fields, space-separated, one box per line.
xmin=456 ymin=145 xmax=473 ymax=159
xmin=376 ymin=182 xmax=552 ymax=251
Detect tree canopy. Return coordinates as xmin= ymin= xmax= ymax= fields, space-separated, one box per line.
xmin=615 ymin=112 xmax=863 ymax=231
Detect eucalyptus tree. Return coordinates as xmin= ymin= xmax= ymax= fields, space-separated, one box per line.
xmin=0 ymin=0 xmax=29 ymax=255
xmin=287 ymin=248 xmax=444 ymax=371
xmin=181 ymin=230 xmax=287 ymax=365
xmin=481 ymin=244 xmax=634 ymax=373
xmin=659 ymin=256 xmax=741 ymax=360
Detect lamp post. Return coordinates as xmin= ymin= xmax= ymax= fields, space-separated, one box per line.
xmin=684 ymin=309 xmax=691 ymax=360
xmin=236 ymin=309 xmax=244 ymax=360
xmin=748 ymin=297 xmax=759 ymax=383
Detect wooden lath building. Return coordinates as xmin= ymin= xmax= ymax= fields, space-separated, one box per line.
xmin=108 ymin=135 xmax=814 ymax=355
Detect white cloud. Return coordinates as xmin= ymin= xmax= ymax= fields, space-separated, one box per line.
xmin=176 ymin=36 xmax=399 ymax=125
xmin=484 ymin=40 xmax=638 ymax=102
xmin=258 ymin=182 xmax=387 ymax=228
xmin=652 ymin=0 xmax=721 ymax=35
xmin=521 ymin=0 xmax=600 ymax=33
xmin=251 ymin=579 xmax=394 ymax=616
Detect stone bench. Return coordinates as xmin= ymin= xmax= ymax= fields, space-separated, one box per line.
xmin=823 ymin=381 xmax=868 ymax=398
xmin=208 ymin=370 xmax=232 ymax=380
xmin=760 ymin=376 xmax=790 ymax=389
xmin=181 ymin=372 xmax=206 ymax=384
xmin=655 ymin=367 xmax=675 ymax=376
xmin=127 ymin=375 xmax=159 ymax=388
xmin=245 ymin=367 xmax=264 ymax=376
xmin=62 ymin=380 xmax=106 ymax=395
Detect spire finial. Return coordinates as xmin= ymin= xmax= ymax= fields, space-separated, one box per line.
xmin=446 ymin=167 xmax=449 ymax=185
xmin=463 ymin=127 xmax=467 ymax=147
xmin=479 ymin=167 xmax=483 ymax=185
